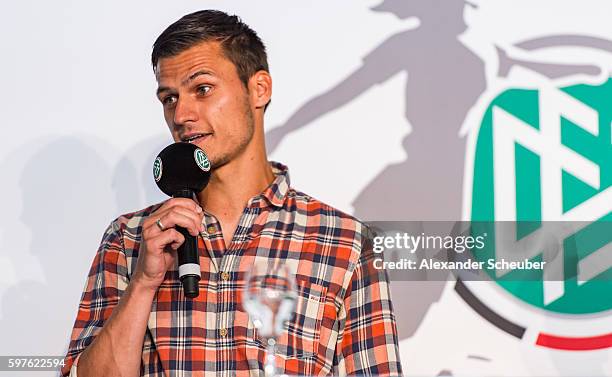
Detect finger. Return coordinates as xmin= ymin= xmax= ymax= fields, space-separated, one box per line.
xmin=145 ymin=199 xmax=203 ymax=230
xmin=168 ymin=206 xmax=204 ymax=233
xmin=150 ymin=228 xmax=185 ymax=254
xmin=153 ymin=211 xmax=202 ymax=236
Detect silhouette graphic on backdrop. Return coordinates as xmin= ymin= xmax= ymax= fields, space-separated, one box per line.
xmin=268 ymin=0 xmax=485 ymax=221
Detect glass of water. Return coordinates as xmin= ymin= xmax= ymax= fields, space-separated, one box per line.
xmin=243 ymin=261 xmax=297 ymax=377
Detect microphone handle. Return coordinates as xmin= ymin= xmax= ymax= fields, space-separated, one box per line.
xmin=174 ymin=189 xmax=201 ymax=298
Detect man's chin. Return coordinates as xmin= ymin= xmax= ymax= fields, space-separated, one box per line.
xmin=208 ymin=154 xmax=230 ymax=171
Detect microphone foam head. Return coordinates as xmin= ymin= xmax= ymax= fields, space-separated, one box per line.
xmin=153 ymin=142 xmax=211 ymax=196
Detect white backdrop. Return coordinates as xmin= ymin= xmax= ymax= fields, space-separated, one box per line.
xmin=1 ymin=1 xmax=611 ymax=376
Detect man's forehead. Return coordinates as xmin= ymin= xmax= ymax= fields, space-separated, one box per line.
xmin=155 ymin=40 xmax=227 ymax=82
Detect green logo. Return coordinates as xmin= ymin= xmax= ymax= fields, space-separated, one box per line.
xmin=468 ymin=79 xmax=612 ymax=315
xmin=153 ymin=157 xmax=163 ymax=182
xmin=194 ymin=148 xmax=211 ymax=172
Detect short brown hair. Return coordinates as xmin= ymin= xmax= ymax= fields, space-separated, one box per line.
xmin=152 ymin=10 xmax=269 ymax=89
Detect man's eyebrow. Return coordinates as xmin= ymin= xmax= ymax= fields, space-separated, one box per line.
xmin=183 ymin=70 xmax=213 ymax=85
xmin=156 ymin=86 xmax=173 ymax=97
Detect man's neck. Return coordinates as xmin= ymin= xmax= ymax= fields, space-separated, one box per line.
xmin=197 ymin=152 xmax=275 ymax=219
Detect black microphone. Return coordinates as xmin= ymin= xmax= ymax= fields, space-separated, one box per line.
xmin=153 ymin=142 xmax=211 ymax=298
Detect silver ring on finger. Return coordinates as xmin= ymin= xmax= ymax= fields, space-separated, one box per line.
xmin=156 ymin=218 xmax=166 ymax=231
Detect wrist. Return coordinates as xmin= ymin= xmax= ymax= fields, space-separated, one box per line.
xmin=129 ymin=275 xmax=160 ymax=297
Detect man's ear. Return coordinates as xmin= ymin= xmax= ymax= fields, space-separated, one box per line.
xmin=249 ymin=70 xmax=272 ymax=109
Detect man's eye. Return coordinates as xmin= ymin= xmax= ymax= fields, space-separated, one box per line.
xmin=162 ymin=95 xmax=177 ymax=106
xmin=197 ymin=85 xmax=211 ymax=95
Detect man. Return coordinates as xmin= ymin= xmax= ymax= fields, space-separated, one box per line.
xmin=62 ymin=10 xmax=402 ymax=377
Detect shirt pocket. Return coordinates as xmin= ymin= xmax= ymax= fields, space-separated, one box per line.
xmin=250 ymin=279 xmax=327 ymax=359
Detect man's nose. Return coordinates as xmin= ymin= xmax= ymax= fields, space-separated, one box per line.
xmin=173 ymin=96 xmax=198 ymax=126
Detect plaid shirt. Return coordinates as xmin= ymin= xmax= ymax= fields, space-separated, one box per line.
xmin=62 ymin=162 xmax=402 ymax=377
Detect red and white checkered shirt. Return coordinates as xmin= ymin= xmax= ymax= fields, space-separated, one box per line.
xmin=62 ymin=162 xmax=402 ymax=376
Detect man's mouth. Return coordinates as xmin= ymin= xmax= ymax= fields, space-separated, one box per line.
xmin=180 ymin=133 xmax=210 ymax=143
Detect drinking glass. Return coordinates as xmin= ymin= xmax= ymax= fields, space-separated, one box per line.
xmin=244 ymin=261 xmax=297 ymax=377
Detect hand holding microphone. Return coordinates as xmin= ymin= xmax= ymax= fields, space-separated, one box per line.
xmin=133 ymin=142 xmax=211 ymax=298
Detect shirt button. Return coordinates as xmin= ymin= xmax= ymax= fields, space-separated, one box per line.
xmin=221 ymin=272 xmax=230 ymax=281
xmin=219 ymin=328 xmax=228 ymax=337
xmin=207 ymin=225 xmax=216 ymax=234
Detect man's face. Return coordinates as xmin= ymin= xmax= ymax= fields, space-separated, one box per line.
xmin=155 ymin=41 xmax=254 ymax=169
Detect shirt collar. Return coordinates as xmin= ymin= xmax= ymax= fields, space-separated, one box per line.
xmin=256 ymin=161 xmax=290 ymax=209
